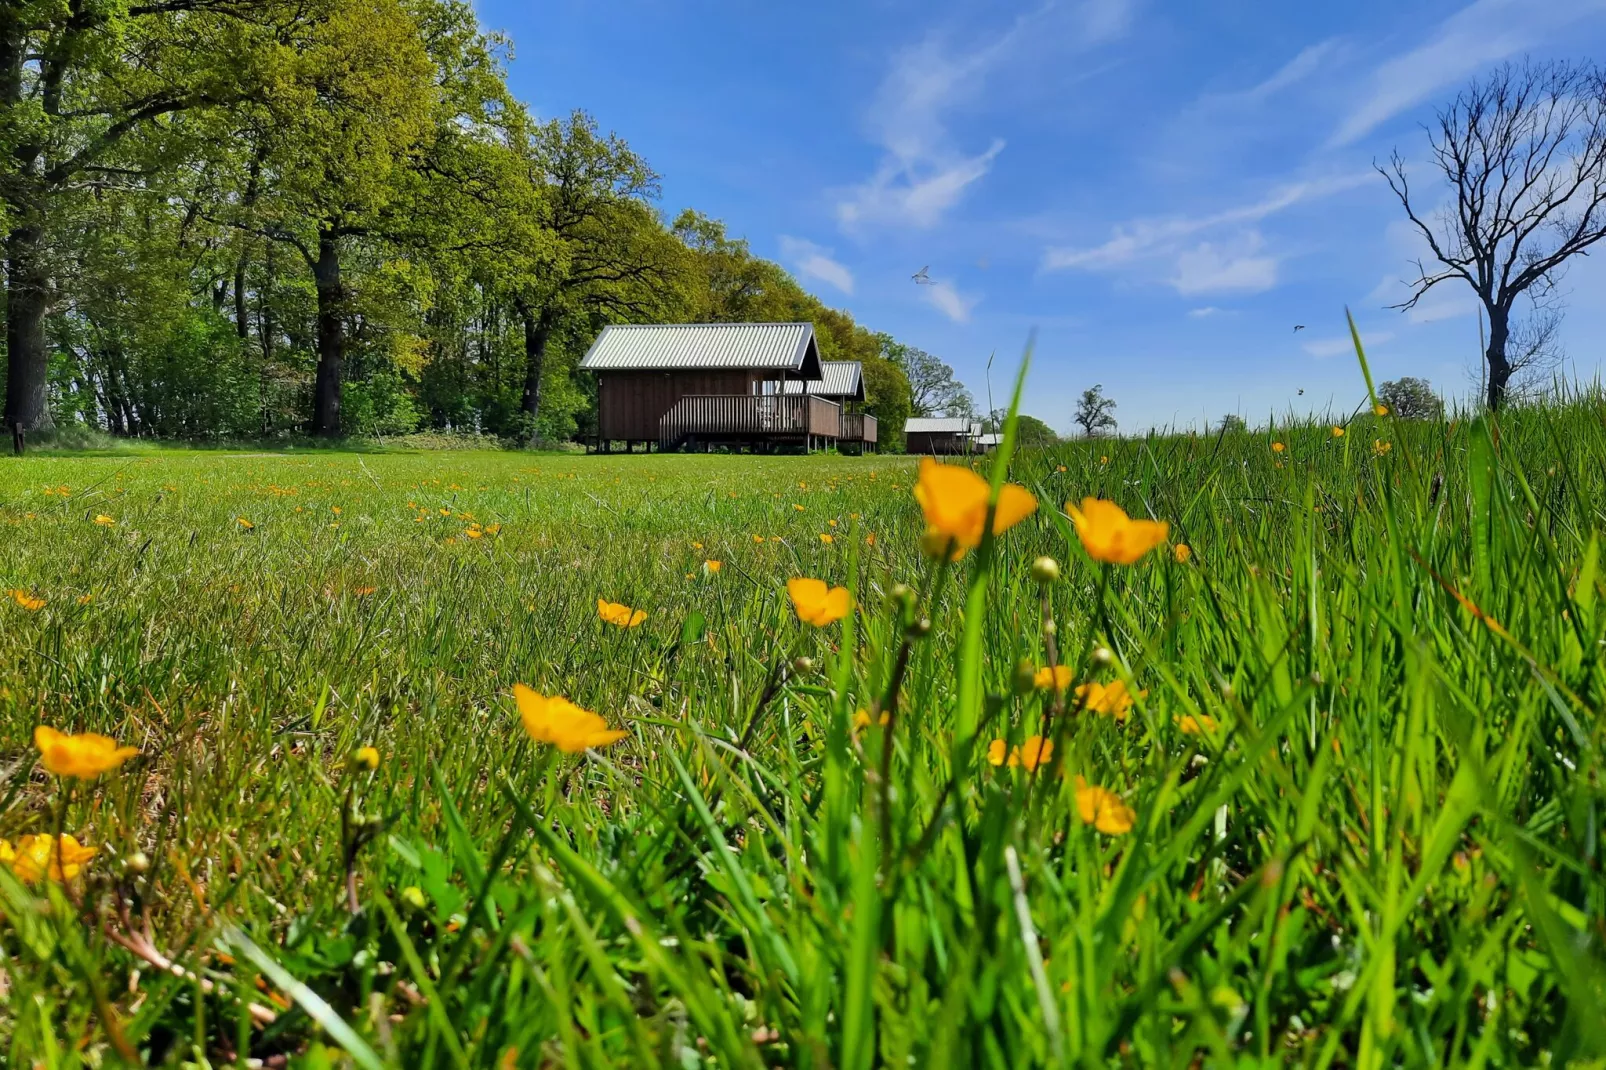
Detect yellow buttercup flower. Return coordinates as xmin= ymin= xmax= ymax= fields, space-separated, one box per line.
xmin=704 ymin=560 xmax=722 ymax=573
xmin=236 ymin=517 xmax=254 ymax=530
xmin=0 ymin=834 xmax=98 ymax=883
xmin=852 ymin=708 xmax=889 ymax=731
xmin=514 ymin=684 xmax=627 ymax=754
xmin=1373 ymin=440 xmax=1392 ymax=456
xmin=1014 ymin=735 xmax=1053 ymax=772
xmin=913 ymin=457 xmax=1037 ymax=561
xmin=1374 ymin=404 xmax=1389 ymax=416
xmin=1034 ymin=665 xmax=1073 ymax=692
xmin=1271 ymin=441 xmax=1285 ymax=453
xmin=1173 ymin=543 xmax=1192 ymax=563
xmin=987 ymin=735 xmax=1054 ymax=771
xmin=8 ymin=589 xmax=45 ymax=612
xmin=1176 ymin=713 xmax=1218 ymax=736
xmin=464 ymin=528 xmax=483 ymax=539
xmin=34 ymin=725 xmax=139 ymax=778
xmin=819 ymin=533 xmax=834 ymax=544
xmin=1331 ymin=426 xmax=1345 ymax=438
xmin=787 ymin=578 xmax=852 ymax=627
xmin=1067 ymin=499 xmax=1169 ymax=565
xmin=597 ymin=599 xmax=647 ymax=628
xmin=1074 ymin=680 xmax=1141 ymax=720
xmin=353 ymin=745 xmax=381 ymax=771
xmin=94 ymin=514 xmax=114 ymax=526
xmin=1073 ymin=777 xmax=1135 ymax=835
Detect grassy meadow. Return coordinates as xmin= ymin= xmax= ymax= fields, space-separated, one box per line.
xmin=4 ymin=387 xmax=1606 ymax=1066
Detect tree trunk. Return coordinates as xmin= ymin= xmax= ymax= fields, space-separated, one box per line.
xmin=311 ymin=231 xmax=345 ymax=437
xmin=4 ymin=220 xmax=55 ymax=432
xmin=1484 ymin=306 xmax=1512 ymax=411
xmin=235 ymin=254 xmax=249 ymax=338
xmin=517 ymin=300 xmax=553 ymax=446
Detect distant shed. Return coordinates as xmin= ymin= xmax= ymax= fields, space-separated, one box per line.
xmin=578 ymin=322 xmax=836 ymax=451
xmin=904 ymin=417 xmax=982 ymax=455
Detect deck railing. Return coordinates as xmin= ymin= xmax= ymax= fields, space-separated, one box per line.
xmin=840 ymin=412 xmax=878 ymax=443
xmin=659 ymin=394 xmax=841 ymax=448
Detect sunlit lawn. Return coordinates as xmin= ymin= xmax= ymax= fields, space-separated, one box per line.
xmin=3 ymin=401 xmax=1606 ymax=1066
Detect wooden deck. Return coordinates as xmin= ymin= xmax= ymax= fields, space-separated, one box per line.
xmin=658 ymin=394 xmax=842 ymax=451
xmin=840 ymin=412 xmax=878 ymax=449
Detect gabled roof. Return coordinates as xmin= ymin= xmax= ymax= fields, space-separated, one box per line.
xmin=904 ymin=417 xmax=982 ymax=436
xmin=579 ymin=322 xmax=823 ymax=378
xmin=781 ymin=361 xmax=864 ymax=401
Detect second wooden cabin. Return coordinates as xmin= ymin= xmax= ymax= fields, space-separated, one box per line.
xmin=579 ymin=322 xmax=877 ymax=453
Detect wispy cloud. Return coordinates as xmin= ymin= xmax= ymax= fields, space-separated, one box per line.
xmin=838 ymin=2 xmax=1135 ymax=231
xmin=1172 ymin=232 xmax=1279 ymax=296
xmin=1304 ymin=331 xmax=1394 ymax=358
xmin=1332 ymin=0 xmax=1606 ymax=146
xmin=1187 ymin=306 xmax=1231 ymax=318
xmin=778 ymin=236 xmax=854 ymax=295
xmin=1043 ymin=174 xmax=1373 ymax=294
xmin=923 ymin=279 xmax=977 ymax=323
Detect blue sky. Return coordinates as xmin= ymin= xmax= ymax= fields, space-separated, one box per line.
xmin=478 ymin=0 xmax=1606 ymax=433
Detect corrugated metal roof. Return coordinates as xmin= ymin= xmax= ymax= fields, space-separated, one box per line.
xmin=781 ymin=361 xmax=863 ymax=399
xmin=578 ymin=322 xmax=819 ymax=373
xmin=905 ymin=418 xmax=982 ymax=435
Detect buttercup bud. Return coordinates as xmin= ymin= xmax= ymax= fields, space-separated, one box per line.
xmin=908 ymin=617 xmax=933 ymax=638
xmin=1030 ymin=556 xmax=1060 ymax=584
xmin=1091 ymin=646 xmax=1113 ymax=667
xmin=792 ymin=656 xmax=815 ymax=675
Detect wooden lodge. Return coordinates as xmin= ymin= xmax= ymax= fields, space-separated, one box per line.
xmin=783 ymin=359 xmax=878 ymax=453
xmin=578 ymin=322 xmax=877 ymax=453
xmin=904 ymin=417 xmax=983 ymax=455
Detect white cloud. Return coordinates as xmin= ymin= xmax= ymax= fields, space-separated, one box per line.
xmin=839 ymin=142 xmax=1006 ymax=230
xmin=1304 ymin=331 xmax=1395 ymax=358
xmin=1043 ymin=173 xmax=1373 ymax=271
xmin=778 ymin=236 xmax=854 ymax=295
xmin=1172 ymin=233 xmax=1279 ymax=295
xmin=838 ymin=3 xmax=1134 ymax=231
xmin=923 ymin=279 xmax=977 ymax=323
xmin=1332 ymin=0 xmax=1606 ymax=146
xmin=1188 ymin=306 xmax=1228 ymax=318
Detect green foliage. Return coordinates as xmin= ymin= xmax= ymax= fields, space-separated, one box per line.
xmin=5 ymin=388 xmax=1606 ymax=1063
xmin=1379 ymin=376 xmax=1445 ymax=420
xmin=1074 ymin=383 xmax=1117 ymax=437
xmin=3 ymin=0 xmax=917 ymax=444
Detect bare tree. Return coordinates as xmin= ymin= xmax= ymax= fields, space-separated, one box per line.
xmin=1381 ymin=59 xmax=1606 ymax=410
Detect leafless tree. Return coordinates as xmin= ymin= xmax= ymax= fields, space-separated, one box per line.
xmin=1381 ymin=59 xmax=1606 ymax=409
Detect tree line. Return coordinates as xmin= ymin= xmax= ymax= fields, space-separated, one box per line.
xmin=1 ymin=0 xmax=965 ymax=446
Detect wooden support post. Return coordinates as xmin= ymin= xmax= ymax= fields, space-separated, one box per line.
xmin=11 ymin=423 xmax=22 ymax=457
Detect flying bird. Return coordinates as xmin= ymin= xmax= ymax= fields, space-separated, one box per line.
xmin=1298 ymin=389 xmax=1305 ymax=396
xmin=1293 ymin=325 xmax=1306 ymax=332
xmin=912 ymin=266 xmax=932 ymax=285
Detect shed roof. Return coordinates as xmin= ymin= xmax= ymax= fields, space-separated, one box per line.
xmin=904 ymin=417 xmax=982 ymax=436
xmin=781 ymin=361 xmax=864 ymax=400
xmin=579 ymin=322 xmax=823 ymax=378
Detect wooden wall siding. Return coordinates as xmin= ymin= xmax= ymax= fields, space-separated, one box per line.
xmin=905 ymin=431 xmax=970 ymax=455
xmin=597 ymin=370 xmax=767 ymax=441
xmin=658 ymin=395 xmax=842 ymax=447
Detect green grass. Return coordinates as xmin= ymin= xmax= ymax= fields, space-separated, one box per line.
xmin=3 ymin=387 xmax=1606 ymax=1067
